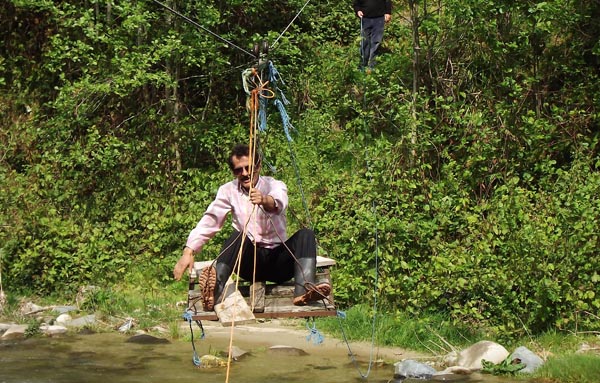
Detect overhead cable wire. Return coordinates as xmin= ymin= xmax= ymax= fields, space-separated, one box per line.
xmin=270 ymin=0 xmax=313 ymax=51
xmin=151 ymin=0 xmax=257 ymax=58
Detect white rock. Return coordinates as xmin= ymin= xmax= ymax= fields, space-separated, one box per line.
xmin=55 ymin=313 xmax=73 ymax=325
xmin=510 ymin=346 xmax=544 ymax=373
xmin=0 ymin=323 xmax=13 ymax=333
xmin=394 ymin=359 xmax=437 ymax=379
xmin=435 ymin=365 xmax=472 ymax=375
xmin=1 ymin=324 xmax=28 ymax=339
xmin=41 ymin=324 xmax=68 ymax=336
xmin=456 ymin=341 xmax=509 ymax=370
xmin=20 ymin=302 xmax=45 ymax=315
xmin=443 ymin=350 xmax=459 ymax=366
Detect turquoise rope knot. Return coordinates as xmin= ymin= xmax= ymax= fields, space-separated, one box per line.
xmin=257 ymin=61 xmax=295 ymax=142
xmin=305 ymin=320 xmax=324 ymax=345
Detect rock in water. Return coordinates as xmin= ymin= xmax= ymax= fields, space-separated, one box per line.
xmin=267 ymin=345 xmax=308 ymax=356
xmin=510 ymin=346 xmax=544 ymax=373
xmin=125 ymin=334 xmax=170 ymax=344
xmin=394 ymin=359 xmax=437 ymax=379
xmin=455 ymin=341 xmax=509 ymax=370
xmin=199 ymin=355 xmax=227 ymax=368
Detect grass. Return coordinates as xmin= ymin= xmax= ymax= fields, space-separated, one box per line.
xmin=534 ymin=354 xmax=600 ymax=383
xmin=315 ymin=304 xmax=483 ymax=354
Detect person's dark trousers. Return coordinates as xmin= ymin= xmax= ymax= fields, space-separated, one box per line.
xmin=216 ymin=228 xmax=318 ymax=296
xmin=360 ymin=16 xmax=385 ymax=68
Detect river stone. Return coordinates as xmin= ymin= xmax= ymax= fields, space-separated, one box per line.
xmin=68 ymin=314 xmax=96 ymax=328
xmin=125 ymin=333 xmax=170 ymax=344
xmin=41 ymin=324 xmax=68 ymax=336
xmin=394 ymin=359 xmax=437 ymax=379
xmin=55 ymin=313 xmax=72 ymax=325
xmin=510 ymin=346 xmax=544 ymax=373
xmin=1 ymin=324 xmax=28 ymax=339
xmin=20 ymin=302 xmax=44 ymax=315
xmin=199 ymin=354 xmax=227 ymax=368
xmin=267 ymin=345 xmax=308 ymax=356
xmin=431 ymin=366 xmax=472 ymax=382
xmin=0 ymin=323 xmax=12 ymax=333
xmin=450 ymin=341 xmax=509 ymax=370
xmin=435 ymin=366 xmax=472 ymax=375
xmin=52 ymin=305 xmax=78 ymax=314
xmin=220 ymin=345 xmax=249 ymax=360
xmin=431 ymin=373 xmax=471 ymax=381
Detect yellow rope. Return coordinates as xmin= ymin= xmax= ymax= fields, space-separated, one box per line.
xmin=224 ymin=68 xmax=264 ymax=383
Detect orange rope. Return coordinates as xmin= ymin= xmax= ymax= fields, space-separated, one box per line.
xmin=224 ymin=68 xmax=266 ymax=383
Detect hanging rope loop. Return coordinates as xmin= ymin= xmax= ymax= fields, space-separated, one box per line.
xmin=305 ymin=318 xmax=324 ymax=345
xmin=183 ymin=310 xmax=205 ymax=366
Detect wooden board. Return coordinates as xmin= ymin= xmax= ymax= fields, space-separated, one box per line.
xmin=186 ymin=257 xmax=337 ymax=321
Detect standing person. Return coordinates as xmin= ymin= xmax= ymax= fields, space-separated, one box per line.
xmin=353 ymin=0 xmax=392 ymax=69
xmin=173 ymin=144 xmax=331 ymax=311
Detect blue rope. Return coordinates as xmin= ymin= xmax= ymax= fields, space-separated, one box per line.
xmin=259 ymin=95 xmax=268 ymax=132
xmin=259 ymin=61 xmax=295 ymax=142
xmin=257 ymin=61 xmax=312 ymax=227
xmin=274 ymin=99 xmax=294 ymax=142
xmin=182 ymin=310 xmax=205 ymax=366
xmin=334 ymin=183 xmax=380 ymax=380
xmin=305 ymin=318 xmax=324 ymax=345
xmin=333 ymin=50 xmax=381 ymax=378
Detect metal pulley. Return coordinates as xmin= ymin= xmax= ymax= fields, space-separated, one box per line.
xmin=253 ymin=40 xmax=269 ymax=69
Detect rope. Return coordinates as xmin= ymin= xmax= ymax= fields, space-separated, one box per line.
xmin=335 ymin=214 xmax=379 ymax=379
xmin=332 ymin=26 xmax=382 ymax=378
xmin=305 ymin=318 xmax=324 ymax=345
xmin=222 ymin=64 xmax=269 ymax=383
xmin=271 ymin=0 xmax=314 ymax=51
xmin=151 ymin=0 xmax=256 ymax=58
xmin=0 ymin=248 xmax=5 ymax=310
xmin=263 ymin=62 xmax=313 ymax=227
xmin=182 ymin=310 xmax=205 ymax=366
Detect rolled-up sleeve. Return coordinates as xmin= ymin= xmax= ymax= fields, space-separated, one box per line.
xmin=268 ymin=179 xmax=288 ymax=215
xmin=185 ymin=185 xmax=231 ymax=252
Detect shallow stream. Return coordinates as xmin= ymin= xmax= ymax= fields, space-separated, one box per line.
xmin=0 ymin=326 xmax=528 ymax=383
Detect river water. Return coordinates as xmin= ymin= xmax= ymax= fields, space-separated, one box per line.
xmin=0 ymin=328 xmax=526 ymax=383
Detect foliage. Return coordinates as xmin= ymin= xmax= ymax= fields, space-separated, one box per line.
xmin=481 ymin=357 xmax=525 ymax=375
xmin=24 ymin=318 xmax=41 ymax=338
xmin=1 ymin=0 xmax=600 ymax=339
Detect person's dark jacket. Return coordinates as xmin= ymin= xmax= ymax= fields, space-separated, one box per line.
xmin=353 ymin=0 xmax=392 ymax=18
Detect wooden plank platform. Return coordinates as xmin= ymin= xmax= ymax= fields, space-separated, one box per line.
xmin=187 ymin=256 xmax=337 ymax=322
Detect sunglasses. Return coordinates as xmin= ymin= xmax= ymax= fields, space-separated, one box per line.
xmin=232 ymin=165 xmax=257 ymax=175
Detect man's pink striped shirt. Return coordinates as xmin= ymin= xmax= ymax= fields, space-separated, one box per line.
xmin=185 ymin=176 xmax=288 ymax=253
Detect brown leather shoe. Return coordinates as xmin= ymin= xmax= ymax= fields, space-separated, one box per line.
xmin=199 ymin=266 xmax=217 ymax=311
xmin=293 ymin=282 xmax=331 ymax=306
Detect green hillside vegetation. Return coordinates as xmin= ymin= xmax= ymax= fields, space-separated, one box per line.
xmin=1 ymin=0 xmax=599 ymax=339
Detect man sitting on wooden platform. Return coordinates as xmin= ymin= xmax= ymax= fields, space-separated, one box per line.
xmin=173 ymin=143 xmax=331 ymax=311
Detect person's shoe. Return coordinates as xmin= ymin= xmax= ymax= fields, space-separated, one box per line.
xmin=199 ymin=266 xmax=217 ymax=311
xmin=292 ymin=282 xmax=331 ymax=306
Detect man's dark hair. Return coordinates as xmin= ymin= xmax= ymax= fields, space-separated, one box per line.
xmin=228 ymin=144 xmax=262 ymax=169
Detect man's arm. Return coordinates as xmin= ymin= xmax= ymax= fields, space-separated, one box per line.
xmin=173 ymin=184 xmax=231 ymax=280
xmin=249 ymin=188 xmax=278 ymax=213
xmin=173 ymin=246 xmax=194 ymax=280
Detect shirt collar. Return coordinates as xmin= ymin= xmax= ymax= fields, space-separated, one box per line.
xmin=236 ymin=175 xmax=261 ymax=194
